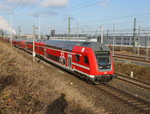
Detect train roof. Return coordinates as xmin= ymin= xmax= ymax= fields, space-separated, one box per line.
xmin=14 ymin=38 xmax=110 ymax=51
xmin=45 ymin=40 xmax=110 ymax=51
xmin=13 ymin=38 xmax=27 ymax=41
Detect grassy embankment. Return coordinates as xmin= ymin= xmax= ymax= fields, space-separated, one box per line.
xmin=0 ymin=41 xmax=107 ymax=114
xmin=111 ymin=47 xmax=150 ymax=82
xmin=115 ymin=62 xmax=150 ymax=82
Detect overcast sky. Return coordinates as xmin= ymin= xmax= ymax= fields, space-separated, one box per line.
xmin=0 ymin=0 xmax=150 ymax=34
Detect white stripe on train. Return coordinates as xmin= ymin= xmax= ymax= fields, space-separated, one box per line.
xmin=21 ymin=47 xmax=95 ymax=78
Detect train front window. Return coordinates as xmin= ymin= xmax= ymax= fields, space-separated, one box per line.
xmin=98 ymin=56 xmax=109 ymax=65
xmin=95 ymin=51 xmax=111 ymax=70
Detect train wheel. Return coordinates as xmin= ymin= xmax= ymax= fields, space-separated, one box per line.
xmin=86 ymin=78 xmax=92 ymax=84
xmin=79 ymin=74 xmax=85 ymax=80
xmin=76 ymin=72 xmax=83 ymax=80
xmin=93 ymin=81 xmax=100 ymax=85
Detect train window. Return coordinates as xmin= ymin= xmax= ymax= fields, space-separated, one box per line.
xmin=51 ymin=55 xmax=53 ymax=59
xmin=84 ymin=56 xmax=89 ymax=65
xmin=68 ymin=46 xmax=73 ymax=51
xmin=63 ymin=45 xmax=68 ymax=51
xmin=75 ymin=54 xmax=80 ymax=62
xmin=54 ymin=56 xmax=56 ymax=61
xmin=57 ymin=56 xmax=59 ymax=62
xmin=65 ymin=46 xmax=69 ymax=51
xmin=40 ymin=47 xmax=44 ymax=52
xmin=47 ymin=54 xmax=50 ymax=59
xmin=62 ymin=45 xmax=65 ymax=50
xmin=55 ymin=56 xmax=56 ymax=61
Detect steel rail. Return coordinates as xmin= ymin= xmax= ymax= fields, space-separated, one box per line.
xmin=115 ymin=53 xmax=150 ymax=59
xmin=115 ymin=73 xmax=150 ymax=90
xmin=114 ymin=53 xmax=150 ymax=63
xmin=96 ymin=84 xmax=150 ymax=114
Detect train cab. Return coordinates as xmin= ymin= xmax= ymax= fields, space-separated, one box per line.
xmin=72 ymin=42 xmax=115 ymax=83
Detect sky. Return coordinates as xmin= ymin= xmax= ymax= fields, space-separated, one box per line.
xmin=0 ymin=0 xmax=150 ymax=35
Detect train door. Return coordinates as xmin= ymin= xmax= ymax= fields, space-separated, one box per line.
xmin=68 ymin=54 xmax=72 ymax=69
xmin=44 ymin=47 xmax=47 ymax=58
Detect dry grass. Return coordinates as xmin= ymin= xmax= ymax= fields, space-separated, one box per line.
xmin=115 ymin=62 xmax=150 ymax=82
xmin=0 ymin=41 xmax=107 ymax=114
xmin=0 ymin=40 xmax=147 ymax=114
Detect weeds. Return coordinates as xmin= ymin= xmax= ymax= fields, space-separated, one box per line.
xmin=115 ymin=62 xmax=150 ymax=81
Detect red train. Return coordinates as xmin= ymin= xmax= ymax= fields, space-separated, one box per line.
xmin=11 ymin=38 xmax=115 ymax=84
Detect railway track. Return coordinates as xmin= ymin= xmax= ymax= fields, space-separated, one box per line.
xmin=97 ymin=83 xmax=150 ymax=114
xmin=114 ymin=53 xmax=150 ymax=63
xmin=115 ymin=73 xmax=150 ymax=90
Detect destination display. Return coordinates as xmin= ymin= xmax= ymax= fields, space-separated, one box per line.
xmin=96 ymin=55 xmax=109 ymax=58
xmin=95 ymin=51 xmax=110 ymax=55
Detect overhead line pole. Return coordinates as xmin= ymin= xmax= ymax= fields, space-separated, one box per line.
xmin=33 ymin=25 xmax=36 ymax=62
xmin=100 ymin=26 xmax=104 ymax=44
xmin=146 ymin=33 xmax=149 ymax=60
xmin=133 ymin=18 xmax=137 ymax=54
xmin=76 ymin=21 xmax=78 ymax=40
xmin=137 ymin=26 xmax=140 ymax=55
xmin=8 ymin=12 xmax=14 ymax=46
xmin=121 ymin=30 xmax=123 ymax=50
xmin=112 ymin=24 xmax=115 ymax=56
xmin=107 ymin=29 xmax=109 ymax=45
xmin=18 ymin=26 xmax=21 ymax=38
xmin=68 ymin=17 xmax=71 ymax=40
xmin=38 ymin=16 xmax=41 ymax=39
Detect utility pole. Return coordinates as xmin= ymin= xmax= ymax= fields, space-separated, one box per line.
xmin=121 ymin=31 xmax=123 ymax=50
xmin=145 ymin=33 xmax=149 ymax=60
xmin=18 ymin=26 xmax=21 ymax=38
xmin=133 ymin=18 xmax=137 ymax=54
xmin=130 ymin=36 xmax=132 ymax=46
xmin=137 ymin=26 xmax=140 ymax=55
xmin=76 ymin=21 xmax=78 ymax=40
xmin=38 ymin=16 xmax=41 ymax=39
xmin=33 ymin=25 xmax=36 ymax=62
xmin=100 ymin=26 xmax=104 ymax=44
xmin=8 ymin=12 xmax=14 ymax=46
xmin=112 ymin=24 xmax=115 ymax=56
xmin=68 ymin=17 xmax=71 ymax=40
xmin=107 ymin=29 xmax=109 ymax=45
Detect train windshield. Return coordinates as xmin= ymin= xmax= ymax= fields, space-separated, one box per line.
xmin=95 ymin=51 xmax=111 ymax=70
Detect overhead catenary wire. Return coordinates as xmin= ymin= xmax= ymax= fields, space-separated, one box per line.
xmin=5 ymin=0 xmax=150 ymax=36
xmin=70 ymin=17 xmax=150 ymax=35
xmin=68 ymin=0 xmax=98 ymax=10
xmin=16 ymin=0 xmax=42 ymax=14
xmin=70 ymin=15 xmax=150 ymax=32
xmin=77 ymin=12 xmax=150 ymax=25
xmin=68 ymin=0 xmax=100 ymax=12
xmin=12 ymin=0 xmax=26 ymax=12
